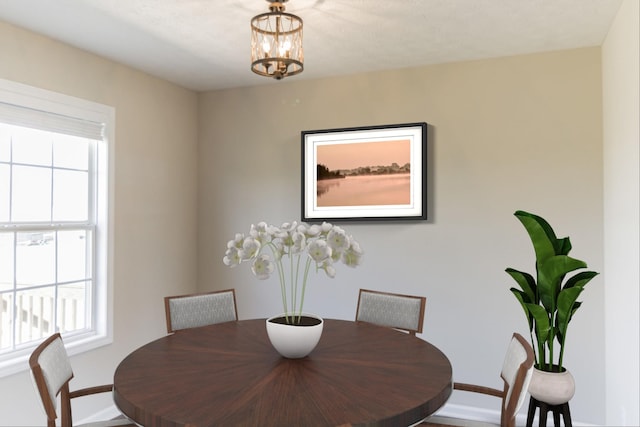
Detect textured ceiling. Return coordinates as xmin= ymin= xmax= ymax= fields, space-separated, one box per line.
xmin=0 ymin=0 xmax=623 ymax=92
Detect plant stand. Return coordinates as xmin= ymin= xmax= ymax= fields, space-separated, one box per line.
xmin=526 ymin=396 xmax=572 ymax=427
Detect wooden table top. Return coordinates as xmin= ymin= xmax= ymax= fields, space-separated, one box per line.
xmin=113 ymin=318 xmax=452 ymax=427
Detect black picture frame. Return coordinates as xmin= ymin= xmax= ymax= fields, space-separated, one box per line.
xmin=301 ymin=122 xmax=427 ymax=222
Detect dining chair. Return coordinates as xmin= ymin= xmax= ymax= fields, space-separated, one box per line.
xmin=164 ymin=288 xmax=238 ymax=333
xmin=29 ymin=333 xmax=136 ymax=427
xmin=355 ymin=288 xmax=426 ymax=335
xmin=424 ymin=332 xmax=535 ymax=427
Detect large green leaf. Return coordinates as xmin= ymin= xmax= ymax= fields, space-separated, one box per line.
xmin=555 ymin=286 xmax=585 ymax=370
xmin=506 ymin=268 xmax=537 ymax=303
xmin=556 ymin=286 xmax=584 ymax=339
xmin=537 ymin=255 xmax=587 ymax=311
xmin=515 ymin=210 xmax=561 ymax=262
xmin=563 ymin=270 xmax=599 ymax=290
xmin=526 ymin=302 xmax=551 ymax=367
xmin=510 ymin=288 xmax=534 ymax=331
xmin=526 ymin=303 xmax=551 ymax=345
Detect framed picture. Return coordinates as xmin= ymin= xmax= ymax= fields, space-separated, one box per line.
xmin=301 ymin=122 xmax=427 ymax=222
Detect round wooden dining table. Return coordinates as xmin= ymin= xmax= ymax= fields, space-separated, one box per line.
xmin=113 ymin=318 xmax=452 ymax=427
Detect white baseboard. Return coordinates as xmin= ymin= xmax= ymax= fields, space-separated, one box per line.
xmin=77 ymin=405 xmax=124 ymax=424
xmin=433 ymin=402 xmax=597 ymax=427
xmin=432 ymin=403 xmax=501 ymax=425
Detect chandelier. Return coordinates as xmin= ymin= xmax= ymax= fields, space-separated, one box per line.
xmin=250 ymin=0 xmax=303 ymax=80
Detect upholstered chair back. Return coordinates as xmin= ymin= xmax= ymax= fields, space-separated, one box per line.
xmin=500 ymin=333 xmax=535 ymax=420
xmin=165 ymin=289 xmax=238 ymax=333
xmin=30 ymin=334 xmax=74 ymax=421
xmin=356 ymin=289 xmax=426 ymax=335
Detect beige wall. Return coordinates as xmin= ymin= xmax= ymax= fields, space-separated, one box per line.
xmin=0 ymin=21 xmax=199 ymax=425
xmin=199 ymin=49 xmax=606 ymax=423
xmin=603 ymin=0 xmax=640 ymax=425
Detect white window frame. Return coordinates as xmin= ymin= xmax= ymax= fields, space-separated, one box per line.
xmin=0 ymin=78 xmax=114 ymax=378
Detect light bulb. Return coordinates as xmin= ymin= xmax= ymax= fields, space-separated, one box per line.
xmin=279 ymin=39 xmax=291 ymax=56
xmin=262 ymin=40 xmax=271 ymax=54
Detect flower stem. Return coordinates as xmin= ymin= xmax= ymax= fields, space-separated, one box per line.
xmin=297 ymin=257 xmax=312 ymax=324
xmin=269 ymin=243 xmax=289 ymax=323
xmin=293 ymin=252 xmax=304 ymax=323
xmin=289 ymin=252 xmax=295 ymax=320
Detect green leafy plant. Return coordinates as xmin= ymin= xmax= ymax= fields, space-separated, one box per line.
xmin=507 ymin=210 xmax=598 ymax=372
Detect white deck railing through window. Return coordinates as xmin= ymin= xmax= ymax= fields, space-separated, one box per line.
xmin=0 ymin=289 xmax=84 ymax=350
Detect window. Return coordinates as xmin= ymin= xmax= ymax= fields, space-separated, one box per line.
xmin=0 ymin=79 xmax=114 ymax=377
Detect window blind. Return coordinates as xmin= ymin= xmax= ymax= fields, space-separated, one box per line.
xmin=0 ymin=101 xmax=105 ymax=140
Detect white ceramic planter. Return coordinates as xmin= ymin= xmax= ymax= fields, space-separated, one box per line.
xmin=528 ymin=367 xmax=575 ymax=405
xmin=266 ymin=314 xmax=324 ymax=359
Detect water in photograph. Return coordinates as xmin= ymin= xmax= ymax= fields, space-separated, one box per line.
xmin=317 ymin=174 xmax=410 ymax=207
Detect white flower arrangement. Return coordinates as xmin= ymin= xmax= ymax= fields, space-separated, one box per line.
xmin=223 ymin=221 xmax=363 ymax=324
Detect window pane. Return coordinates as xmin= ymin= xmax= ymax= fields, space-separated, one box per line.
xmin=58 ymin=230 xmax=91 ymax=283
xmin=16 ymin=231 xmax=55 ymax=286
xmin=0 ymin=164 xmax=9 ymax=222
xmin=0 ymin=292 xmax=14 ymax=350
xmin=53 ymin=135 xmax=89 ymax=170
xmin=15 ymin=287 xmax=55 ymax=345
xmin=12 ymin=165 xmax=51 ymax=222
xmin=0 ymin=234 xmax=14 ymax=291
xmin=53 ymin=170 xmax=88 ymax=221
xmin=58 ymin=282 xmax=88 ymax=333
xmin=11 ymin=127 xmax=52 ymax=166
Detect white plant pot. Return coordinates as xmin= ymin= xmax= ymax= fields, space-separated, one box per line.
xmin=266 ymin=313 xmax=324 ymax=359
xmin=528 ymin=367 xmax=576 ymax=405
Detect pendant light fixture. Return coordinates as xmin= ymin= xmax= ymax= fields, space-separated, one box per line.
xmin=251 ymin=0 xmax=303 ymax=80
